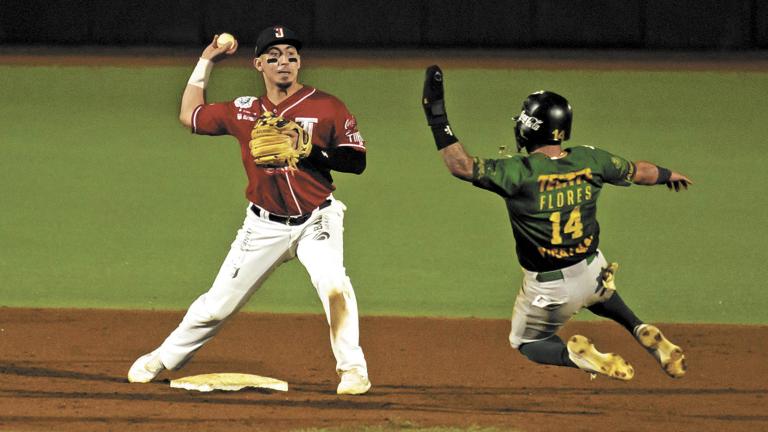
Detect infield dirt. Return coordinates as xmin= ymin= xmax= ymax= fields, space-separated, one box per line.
xmin=0 ymin=308 xmax=765 ymax=432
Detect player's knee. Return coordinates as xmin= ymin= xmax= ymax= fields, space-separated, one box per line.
xmin=508 ymin=328 xmax=523 ymax=350
xmin=193 ymin=296 xmax=239 ymax=323
xmin=205 ymin=308 xmax=233 ymax=323
xmin=315 ymin=273 xmax=352 ymax=297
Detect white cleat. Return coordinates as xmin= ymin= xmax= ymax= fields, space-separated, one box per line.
xmin=567 ymin=335 xmax=634 ymax=381
xmin=128 ymin=350 xmax=165 ymax=383
xmin=634 ymin=324 xmax=687 ymax=378
xmin=336 ymin=369 xmax=371 ymax=395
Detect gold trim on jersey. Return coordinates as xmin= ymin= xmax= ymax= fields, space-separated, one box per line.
xmin=537 ymin=235 xmax=594 ymax=259
xmin=537 ymin=168 xmax=593 ymax=192
xmin=473 ymin=157 xmax=486 ymax=179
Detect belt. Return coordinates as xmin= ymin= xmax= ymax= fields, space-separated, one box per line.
xmin=250 ymin=199 xmax=332 ymax=226
xmin=535 ymin=253 xmax=597 ymax=283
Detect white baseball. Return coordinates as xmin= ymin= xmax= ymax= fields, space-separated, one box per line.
xmin=217 ymin=33 xmax=236 ymax=50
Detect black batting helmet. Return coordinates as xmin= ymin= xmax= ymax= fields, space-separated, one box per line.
xmin=513 ymin=91 xmax=572 ymax=152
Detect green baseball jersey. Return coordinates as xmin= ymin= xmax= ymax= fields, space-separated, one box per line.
xmin=472 ymin=145 xmax=635 ymax=272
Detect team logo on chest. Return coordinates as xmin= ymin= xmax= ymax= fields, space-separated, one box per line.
xmin=294 ymin=117 xmax=318 ymax=139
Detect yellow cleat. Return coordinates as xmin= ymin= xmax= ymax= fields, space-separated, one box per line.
xmin=635 ymin=324 xmax=687 ymax=378
xmin=567 ymin=335 xmax=634 ymax=381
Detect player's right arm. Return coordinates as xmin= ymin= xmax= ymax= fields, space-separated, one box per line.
xmin=439 ymin=142 xmax=474 ymax=181
xmin=632 ymin=160 xmax=692 ymax=191
xmin=422 ymin=65 xmax=523 ymax=194
xmin=179 ymin=35 xmax=238 ymax=129
xmin=422 ymin=65 xmax=474 ymax=181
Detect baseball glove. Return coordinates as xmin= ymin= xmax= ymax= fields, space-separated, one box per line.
xmin=248 ymin=112 xmax=311 ymax=170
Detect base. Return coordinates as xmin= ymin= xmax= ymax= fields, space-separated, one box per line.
xmin=170 ymin=373 xmax=288 ymax=392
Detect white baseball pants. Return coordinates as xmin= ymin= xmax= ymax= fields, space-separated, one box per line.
xmin=155 ymin=197 xmax=368 ymax=375
xmin=509 ymin=250 xmax=613 ymax=348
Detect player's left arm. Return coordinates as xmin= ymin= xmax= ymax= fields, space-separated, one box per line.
xmin=307 ymin=145 xmax=366 ymax=174
xmin=632 ymin=160 xmax=693 ymax=192
xmin=305 ymin=103 xmax=366 ymax=174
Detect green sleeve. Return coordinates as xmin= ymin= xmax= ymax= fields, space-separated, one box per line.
xmin=590 ymin=147 xmax=635 ymax=186
xmin=471 ymin=157 xmax=524 ymax=197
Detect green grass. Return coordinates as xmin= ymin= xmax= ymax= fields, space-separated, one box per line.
xmin=1 ymin=63 xmax=767 ymax=324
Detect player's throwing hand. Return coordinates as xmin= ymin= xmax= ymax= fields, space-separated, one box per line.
xmin=202 ymin=34 xmax=239 ymax=62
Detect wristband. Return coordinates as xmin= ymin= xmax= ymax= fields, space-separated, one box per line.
xmin=431 ymin=123 xmax=459 ymax=150
xmin=656 ymin=166 xmax=672 ymax=184
xmin=187 ymin=58 xmax=213 ymax=89
xmin=424 ymin=99 xmax=449 ymax=126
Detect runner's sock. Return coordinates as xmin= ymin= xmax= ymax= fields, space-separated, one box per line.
xmin=588 ymin=292 xmax=643 ymax=334
xmin=519 ymin=335 xmax=577 ymax=368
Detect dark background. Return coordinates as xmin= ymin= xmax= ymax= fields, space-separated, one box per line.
xmin=0 ymin=0 xmax=765 ymax=50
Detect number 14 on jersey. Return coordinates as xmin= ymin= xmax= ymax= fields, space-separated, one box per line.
xmin=549 ymin=206 xmax=583 ymax=245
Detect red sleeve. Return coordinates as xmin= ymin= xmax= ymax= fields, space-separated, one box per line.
xmin=332 ymin=101 xmax=366 ymax=152
xmin=191 ymin=102 xmax=231 ymax=135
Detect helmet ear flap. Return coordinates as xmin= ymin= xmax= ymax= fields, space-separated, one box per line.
xmin=513 ymin=115 xmax=526 ymax=152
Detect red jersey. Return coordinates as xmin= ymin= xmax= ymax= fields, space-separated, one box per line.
xmin=191 ymin=86 xmax=366 ymax=216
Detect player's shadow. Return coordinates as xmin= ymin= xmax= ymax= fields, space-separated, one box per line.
xmin=0 ymin=362 xmax=122 ymax=383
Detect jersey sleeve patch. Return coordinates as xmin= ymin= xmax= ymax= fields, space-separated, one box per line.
xmin=591 ymin=147 xmax=633 ymax=187
xmin=337 ymin=113 xmax=365 ymax=149
xmin=472 ymin=157 xmax=520 ymax=197
xmin=234 ymin=96 xmax=257 ymax=109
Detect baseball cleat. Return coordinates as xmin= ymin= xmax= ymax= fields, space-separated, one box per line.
xmin=567 ymin=335 xmax=634 ymax=381
xmin=336 ymin=369 xmax=371 ymax=395
xmin=128 ymin=350 xmax=165 ymax=383
xmin=634 ymin=324 xmax=687 ymax=378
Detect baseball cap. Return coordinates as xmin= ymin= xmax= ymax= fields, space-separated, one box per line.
xmin=255 ymin=25 xmax=302 ymax=56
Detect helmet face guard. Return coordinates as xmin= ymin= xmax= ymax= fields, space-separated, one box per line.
xmin=513 ymin=91 xmax=572 ymax=152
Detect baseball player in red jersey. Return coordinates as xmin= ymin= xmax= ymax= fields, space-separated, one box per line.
xmin=127 ymin=25 xmax=371 ymax=395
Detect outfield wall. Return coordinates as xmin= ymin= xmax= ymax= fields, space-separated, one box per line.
xmin=0 ymin=0 xmax=765 ymax=50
